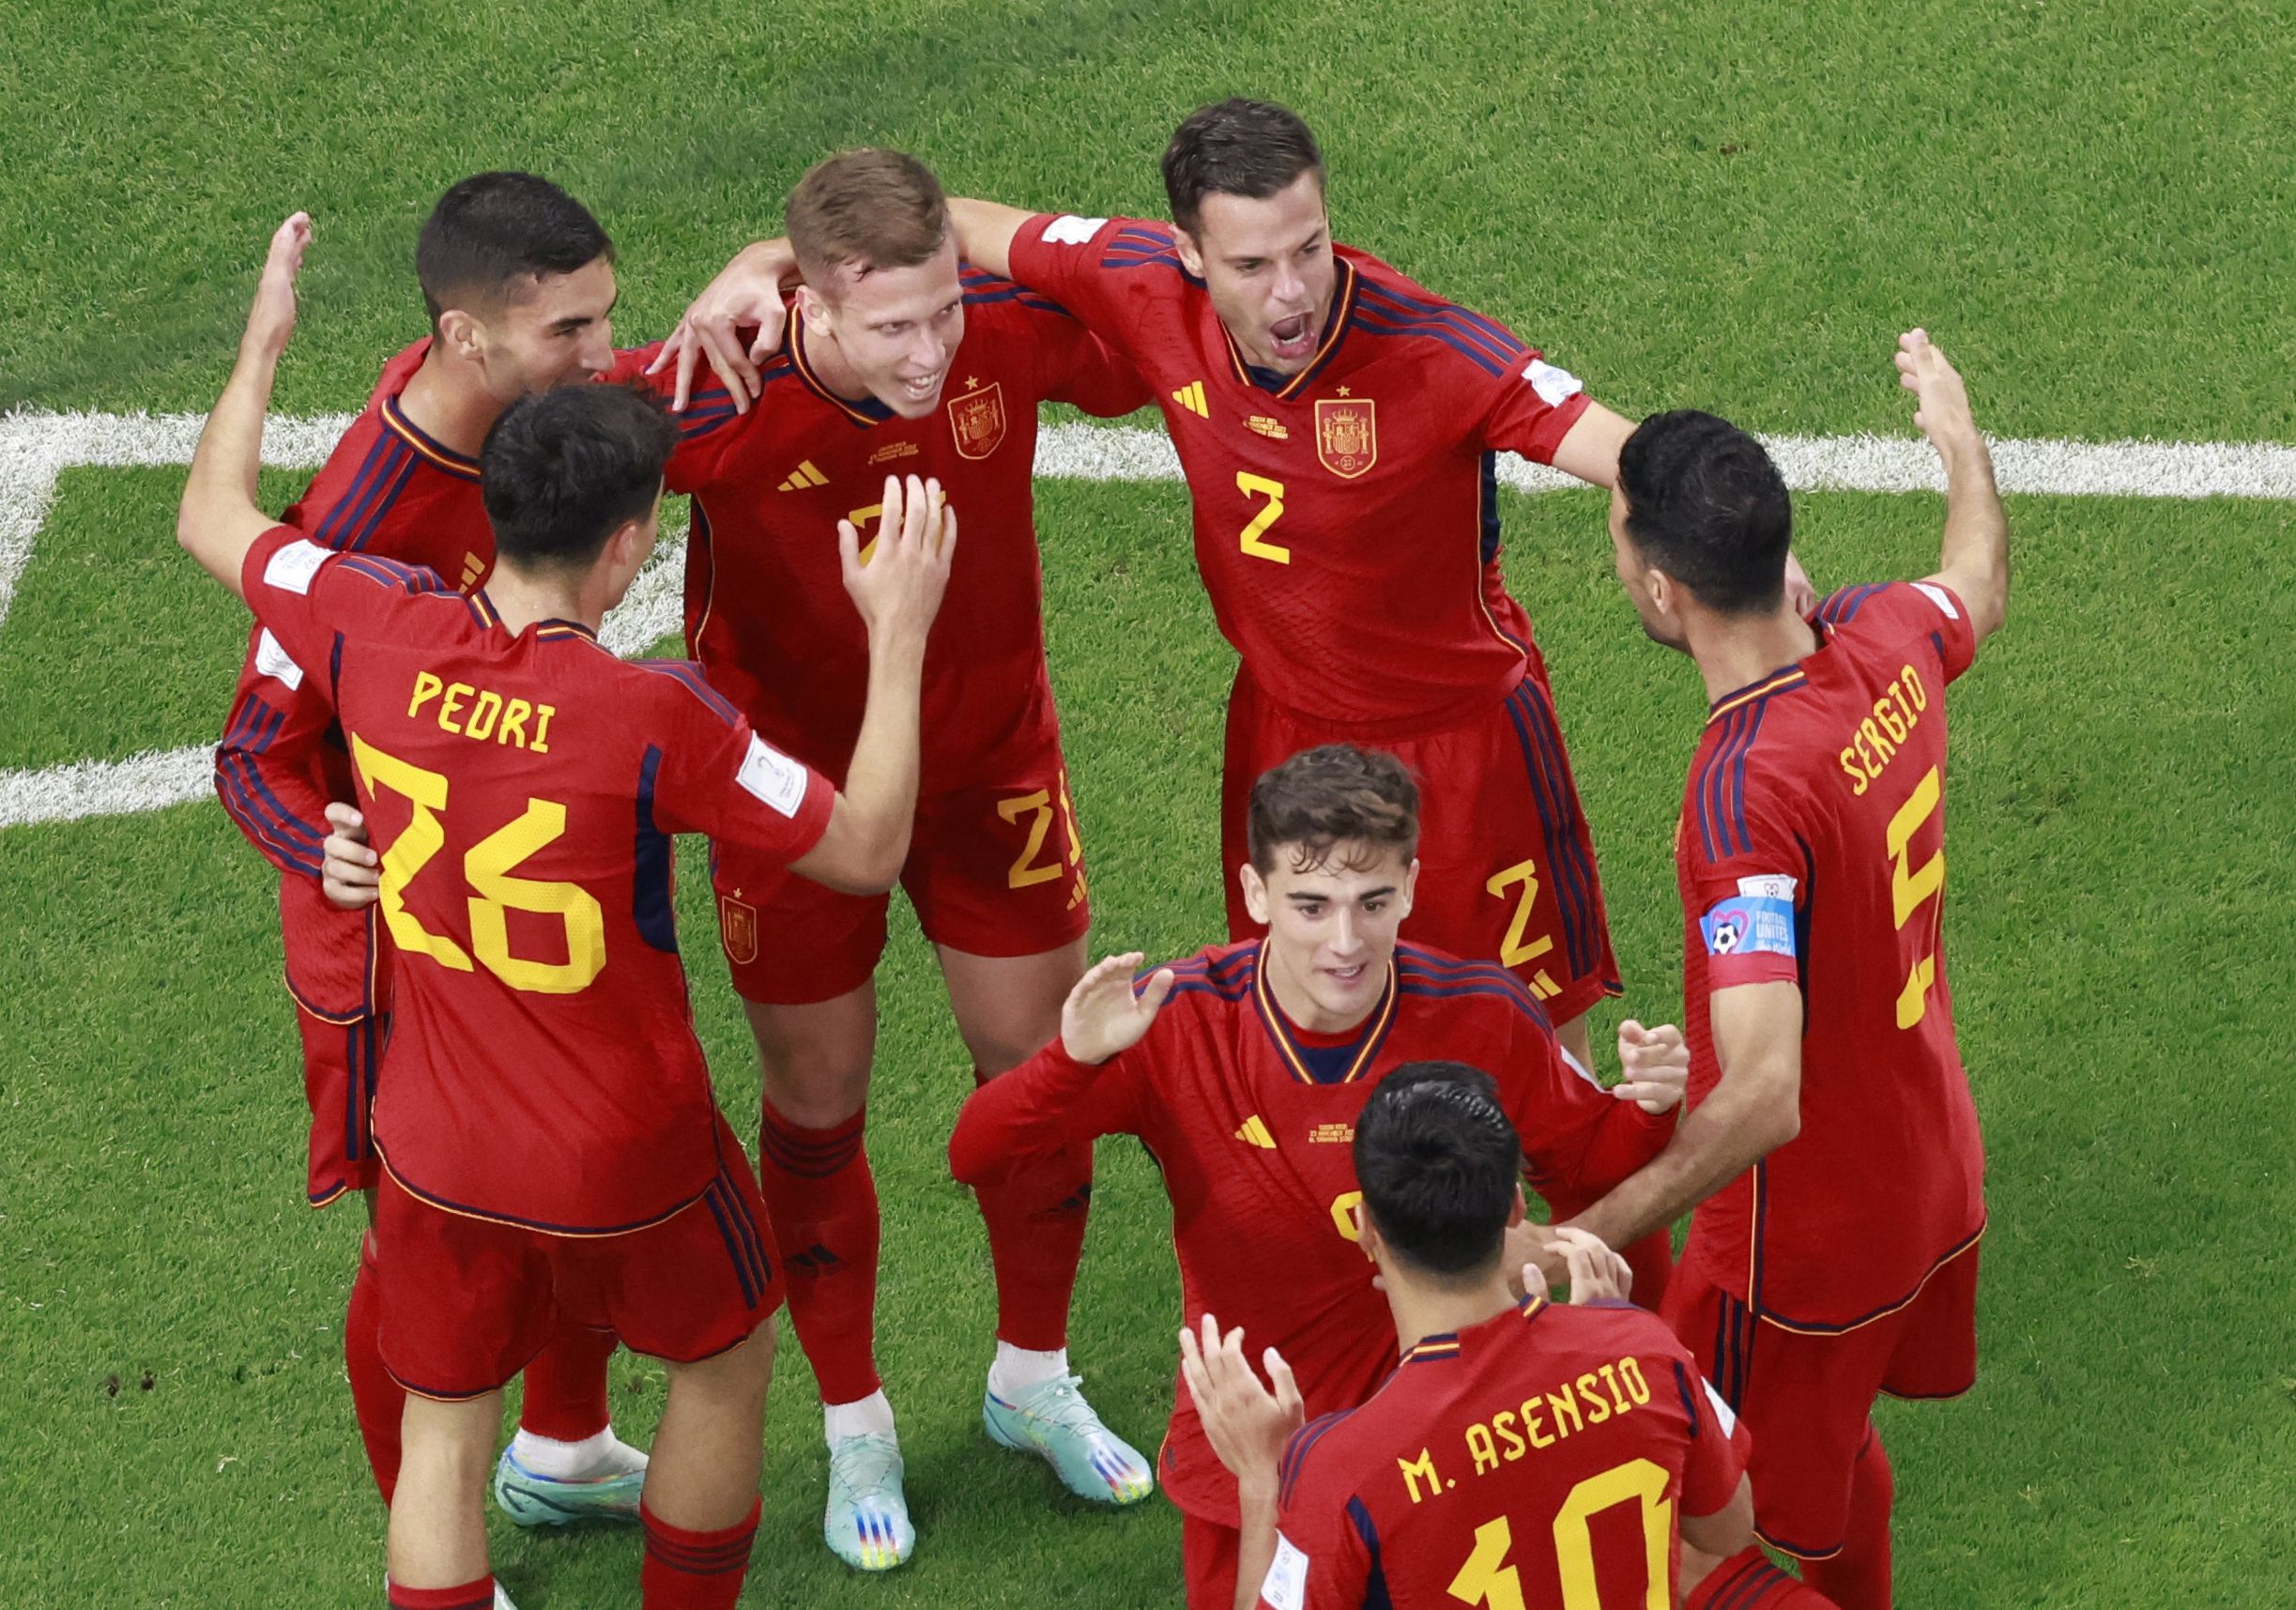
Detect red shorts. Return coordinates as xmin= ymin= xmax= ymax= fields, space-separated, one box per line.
xmin=278 ymin=870 xmax=390 ymax=1204
xmin=1182 ymin=1512 xmax=1240 ymax=1610
xmin=1663 ymin=1238 xmax=1982 ymax=1558
xmin=1220 ymin=655 xmax=1621 ymax=1025
xmin=375 ymin=1114 xmax=780 ymax=1400
xmin=714 ymin=709 xmax=1090 ymax=1005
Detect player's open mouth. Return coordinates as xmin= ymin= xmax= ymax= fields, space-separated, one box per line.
xmin=1269 ymin=314 xmax=1314 ymax=360
xmin=1324 ymin=963 xmax=1368 ymax=985
xmin=897 ymin=372 xmax=945 ymax=403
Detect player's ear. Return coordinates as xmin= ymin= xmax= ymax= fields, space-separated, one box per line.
xmin=1507 ymin=1184 xmax=1526 ymax=1231
xmin=436 ymin=307 xmax=482 ymax=363
xmin=1400 ymin=855 xmax=1420 ymax=919
xmin=1169 ymin=224 xmax=1206 ymax=278
xmin=793 ymin=283 xmax=831 ymax=334
xmin=1238 ymin=861 xmax=1271 ymax=926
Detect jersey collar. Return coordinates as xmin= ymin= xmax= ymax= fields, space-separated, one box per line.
xmin=1249 ymin=941 xmax=1399 ymax=1084
xmin=1401 ymin=1332 xmax=1462 ymax=1365
xmin=379 ymin=392 xmax=483 ymax=482
xmin=788 ymin=319 xmax=895 ymax=427
xmin=1707 ymin=663 xmax=1808 ymax=726
xmin=1219 ymin=255 xmax=1362 ymax=402
xmin=532 ymin=617 xmax=598 ymax=642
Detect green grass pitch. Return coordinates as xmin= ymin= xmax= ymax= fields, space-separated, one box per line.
xmin=2 ymin=2 xmax=2292 ymax=1605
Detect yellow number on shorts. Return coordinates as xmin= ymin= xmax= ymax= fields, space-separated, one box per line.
xmin=1446 ymin=1458 xmax=1672 ymax=1610
xmin=1236 ymin=472 xmax=1291 ymax=563
xmin=1484 ymin=858 xmax=1560 ymax=999
xmin=1885 ymin=764 xmax=1945 ymax=1029
xmin=998 ymin=790 xmax=1063 ymax=888
xmin=352 ymin=736 xmax=606 ymax=994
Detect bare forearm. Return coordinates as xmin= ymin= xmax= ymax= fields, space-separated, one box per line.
xmin=1569 ymin=1063 xmax=1797 ymax=1250
xmin=840 ymin=637 xmax=926 ymax=880
xmin=1232 ymin=1484 xmax=1279 ymax=1610
xmin=1936 ymin=433 xmax=2009 ymax=636
xmin=176 ymin=340 xmax=283 ymax=593
xmin=948 ymin=197 xmax=1034 ymax=279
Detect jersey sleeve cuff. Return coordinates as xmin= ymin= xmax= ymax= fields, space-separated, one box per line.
xmin=1517 ymin=387 xmax=1594 ymax=466
xmin=1705 ymin=954 xmax=1801 ymax=989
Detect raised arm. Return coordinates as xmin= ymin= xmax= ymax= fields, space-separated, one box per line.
xmin=786 ymin=473 xmax=954 ymax=893
xmin=1898 ymin=330 xmax=2009 ymax=645
xmin=176 ymin=213 xmax=312 ymax=595
xmin=1563 ymin=980 xmax=1804 ymax=1252
xmin=944 ymin=197 xmax=1037 ymax=280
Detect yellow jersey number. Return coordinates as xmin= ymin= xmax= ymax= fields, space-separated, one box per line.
xmin=1447 ymin=1458 xmax=1673 ymax=1610
xmin=1237 ymin=473 xmax=1291 ymax=563
xmin=351 ymin=735 xmax=606 ymax=995
xmin=1885 ymin=764 xmax=1945 ymax=1028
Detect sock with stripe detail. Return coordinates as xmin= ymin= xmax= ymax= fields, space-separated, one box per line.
xmin=755 ymin=1101 xmax=880 ymax=1404
xmin=1688 ymin=1547 xmax=1844 ymax=1609
xmin=346 ymin=1228 xmax=405 ymax=1505
xmin=641 ymin=1497 xmax=760 ymax=1610
xmin=1801 ymin=1427 xmax=1894 ymax=1610
xmin=971 ymin=1066 xmax=1092 ymax=1353
xmin=516 ymin=1316 xmax=618 ymax=1444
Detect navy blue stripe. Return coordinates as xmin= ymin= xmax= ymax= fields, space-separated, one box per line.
xmin=1352 ymin=280 xmax=1524 ymax=355
xmin=1165 ymin=978 xmax=1253 ymax=1002
xmin=312 ymin=432 xmax=395 ymax=547
xmin=701 ymin=1184 xmax=760 ymax=1309
xmin=636 ymin=661 xmax=742 ymax=726
xmin=346 ymin=450 xmax=421 ymax=552
xmin=1695 ymin=706 xmax=1750 ymax=864
xmin=1103 ymin=253 xmax=1183 ymax=272
xmin=1345 ymin=1496 xmax=1393 ymax=1610
xmin=633 ymin=744 xmax=678 ymax=954
xmin=343 ymin=1020 xmax=363 ymax=1163
xmin=217 ymin=750 xmax=326 ymax=861
xmin=1725 ymin=699 xmax=1772 ymax=857
xmin=323 ymin=439 xmax=414 ymax=554
xmin=1278 ymin=1410 xmax=1351 ymax=1510
xmin=1353 ymin=311 xmax=1510 ymax=378
xmin=1705 ymin=1553 xmax=1774 ymax=1610
xmin=1109 ymin=225 xmax=1171 ymax=248
xmin=1355 ymin=284 xmax=1524 ymax=368
xmin=705 ymin=1178 xmax=766 ymax=1299
xmin=1672 ymin=1359 xmax=1701 ymax=1438
xmin=212 ymin=762 xmax=320 ymax=875
xmin=1504 ymin=681 xmax=1599 ymax=979
xmin=718 ymin=1171 xmax=773 ymax=1293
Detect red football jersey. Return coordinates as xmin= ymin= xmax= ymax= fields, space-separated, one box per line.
xmin=947 ymin=940 xmax=1671 ymax=1525
xmin=1676 ymin=580 xmax=1984 ymax=1329
xmin=217 ymin=341 xmax=742 ymax=881
xmin=1007 ymin=215 xmax=1595 ymax=731
xmin=238 ymin=525 xmax=834 ymax=1234
xmin=648 ymin=272 xmax=1146 ymax=783
xmin=1259 ymin=1296 xmax=1746 ymax=1610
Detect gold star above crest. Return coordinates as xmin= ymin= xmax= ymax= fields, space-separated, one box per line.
xmin=1337 ymin=385 xmax=1352 ymax=397
xmin=963 ymin=376 xmax=978 ymax=391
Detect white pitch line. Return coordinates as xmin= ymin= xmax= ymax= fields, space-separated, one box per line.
xmin=5 ymin=408 xmax=2295 ymax=832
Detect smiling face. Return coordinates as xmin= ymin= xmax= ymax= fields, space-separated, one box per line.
xmin=1172 ymin=173 xmax=1338 ymax=375
xmin=1241 ymin=841 xmax=1418 ymax=1033
xmin=796 ymin=237 xmax=966 ymax=419
xmin=440 ymin=255 xmax=619 ymax=406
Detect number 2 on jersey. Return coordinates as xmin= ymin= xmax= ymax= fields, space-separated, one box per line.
xmin=351 ymin=734 xmax=606 ymax=995
xmin=1236 ymin=472 xmax=1291 ymax=563
xmin=1446 ymin=1458 xmax=1672 ymax=1610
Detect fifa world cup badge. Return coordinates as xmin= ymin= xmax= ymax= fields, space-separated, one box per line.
xmin=1314 ymin=397 xmax=1377 ymax=479
xmin=946 ymin=380 xmax=1008 ymax=460
xmin=719 ymin=894 xmax=760 ymax=965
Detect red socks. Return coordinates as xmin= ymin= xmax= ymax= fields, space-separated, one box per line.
xmin=641 ymin=1498 xmax=760 ymax=1610
xmin=971 ymin=1066 xmax=1093 ymax=1352
xmin=517 ymin=1316 xmax=618 ymax=1442
xmin=755 ymin=1101 xmax=881 ymax=1404
xmin=345 ymin=1229 xmax=405 ymax=1505
xmin=1688 ymin=1548 xmax=1843 ymax=1608
xmin=1802 ymin=1428 xmax=1894 ymax=1610
xmin=385 ymin=1577 xmax=494 ymax=1609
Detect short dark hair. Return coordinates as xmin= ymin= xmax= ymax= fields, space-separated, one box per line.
xmin=1247 ymin=744 xmax=1419 ymax=875
xmin=480 ymin=385 xmax=676 ymax=575
xmin=416 ymin=172 xmax=614 ymax=331
xmin=1354 ymin=1063 xmax=1523 ymax=1280
xmin=1162 ymin=99 xmax=1326 ymax=238
xmin=786 ymin=148 xmax=952 ymax=291
xmin=1616 ymin=409 xmax=1794 ymax=616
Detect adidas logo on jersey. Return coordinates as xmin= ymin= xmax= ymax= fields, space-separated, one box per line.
xmin=1171 ymin=381 xmax=1209 ymax=418
xmin=1233 ymin=1114 xmax=1276 ymax=1149
xmin=777 ymin=460 xmax=829 ymax=491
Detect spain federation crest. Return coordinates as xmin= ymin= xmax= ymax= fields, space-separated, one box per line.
xmin=718 ymin=894 xmax=759 ymax=966
xmin=1314 ymin=397 xmax=1377 ymax=479
xmin=946 ymin=380 xmax=1007 ymax=460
